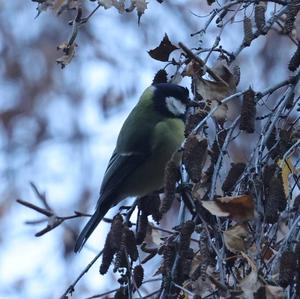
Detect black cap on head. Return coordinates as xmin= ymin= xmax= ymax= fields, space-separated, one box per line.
xmin=153 ymin=83 xmax=190 ymax=119
xmin=154 ymin=83 xmax=189 ymax=104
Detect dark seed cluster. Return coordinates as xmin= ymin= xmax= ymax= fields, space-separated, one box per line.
xmin=222 ymin=162 xmax=246 ymax=193
xmin=279 ymin=250 xmax=297 ymax=287
xmin=137 ymin=194 xmax=161 ymax=222
xmin=266 ymin=127 xmax=279 ymax=159
xmin=136 ymin=211 xmax=148 ymax=245
xmin=133 ymin=265 xmax=144 ymax=289
xmin=243 ymin=17 xmax=253 ymax=47
xmin=284 ymin=0 xmax=300 ymax=34
xmin=183 ymin=135 xmax=208 ymax=183
xmin=210 ymin=129 xmax=227 ymax=164
xmin=161 ymin=158 xmax=180 ymax=215
xmin=254 ymin=2 xmax=267 ymax=34
xmin=99 ymin=214 xmax=139 ymax=275
xmin=159 ymin=240 xmax=177 ymax=289
xmin=114 ymin=287 xmax=128 ymax=299
xmin=232 ymin=65 xmax=241 ymax=86
xmin=136 ymin=194 xmax=162 ymax=244
xmin=100 ymin=232 xmax=116 ymax=275
xmin=100 ymin=214 xmax=124 ymax=275
xmin=185 ymin=110 xmax=208 ymax=136
xmin=295 ymin=242 xmax=300 ymax=296
xmin=159 ymin=221 xmax=195 ymax=297
xmin=288 ymin=44 xmax=300 ymax=72
xmin=239 ymin=87 xmax=256 ymax=133
xmin=178 ymin=220 xmax=195 ymax=252
xmin=152 ymin=69 xmax=168 ymax=84
xmin=264 ymin=173 xmax=286 ymax=223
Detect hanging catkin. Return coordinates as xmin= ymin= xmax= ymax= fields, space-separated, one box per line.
xmin=288 ymin=44 xmax=300 ymax=72
xmin=239 ymin=88 xmax=256 ymax=133
xmin=243 ymin=17 xmax=253 ymax=46
xmin=255 ymin=2 xmax=267 ymax=34
xmin=284 ymin=0 xmax=300 ymax=34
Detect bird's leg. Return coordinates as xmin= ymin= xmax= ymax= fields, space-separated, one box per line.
xmin=124 ymin=199 xmax=138 ymax=227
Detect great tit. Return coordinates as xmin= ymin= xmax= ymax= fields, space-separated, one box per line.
xmin=74 ymin=83 xmax=189 ymax=252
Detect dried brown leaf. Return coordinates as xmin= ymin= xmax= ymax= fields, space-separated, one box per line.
xmin=210 ymin=99 xmax=228 ymax=123
xmin=192 ymin=59 xmax=236 ymax=124
xmin=210 ymin=58 xmax=237 ymax=91
xmin=134 ymin=0 xmax=148 ymax=23
xmin=56 ymin=42 xmax=77 ymax=69
xmin=265 ymin=285 xmax=284 ymax=299
xmin=183 ymin=60 xmax=204 ymax=78
xmin=223 ymin=224 xmax=249 ymax=253
xmin=201 ymin=194 xmax=255 ymax=221
xmin=99 ymin=0 xmax=125 ymax=12
xmin=148 ymin=34 xmax=178 ymax=62
xmin=239 ymin=253 xmax=260 ymax=298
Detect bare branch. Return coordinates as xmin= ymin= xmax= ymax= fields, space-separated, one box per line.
xmin=60 ymin=250 xmax=103 ymax=299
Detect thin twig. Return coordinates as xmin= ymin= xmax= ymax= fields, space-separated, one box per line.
xmin=17 ymin=198 xmax=91 ymax=236
xmin=179 ymin=42 xmax=229 ymax=87
xmin=17 ymin=199 xmax=53 ymax=217
xmin=191 ymin=90 xmax=245 ymax=135
xmin=232 ymin=5 xmax=289 ymax=60
xmin=84 ymin=288 xmax=119 ymax=299
xmin=80 ymin=3 xmax=101 ymax=24
xmin=60 ymin=250 xmax=103 ymax=299
xmin=172 ymin=282 xmax=194 ymax=296
xmin=30 ymin=181 xmax=52 ymax=210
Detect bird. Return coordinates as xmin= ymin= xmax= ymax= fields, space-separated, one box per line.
xmin=74 ymin=83 xmax=190 ymax=252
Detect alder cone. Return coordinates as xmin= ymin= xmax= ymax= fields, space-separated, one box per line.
xmin=222 ymin=162 xmax=246 ymax=193
xmin=279 ymin=250 xmax=297 ymax=287
xmin=239 ymin=88 xmax=256 ymax=133
xmin=183 ymin=135 xmax=208 ymax=183
xmin=243 ymin=17 xmax=253 ymax=46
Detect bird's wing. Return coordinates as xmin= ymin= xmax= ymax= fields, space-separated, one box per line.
xmin=98 ymin=97 xmax=157 ymax=205
xmin=74 ymin=150 xmax=148 ymax=252
xmin=98 ymin=150 xmax=148 ymax=204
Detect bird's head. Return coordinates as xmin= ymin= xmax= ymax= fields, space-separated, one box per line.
xmin=152 ymin=83 xmax=190 ymax=119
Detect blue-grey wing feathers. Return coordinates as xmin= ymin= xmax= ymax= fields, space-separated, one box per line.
xmin=74 ymin=151 xmax=147 ymax=252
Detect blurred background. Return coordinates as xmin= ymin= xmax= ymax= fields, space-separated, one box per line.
xmin=0 ymin=1 xmax=296 ymax=298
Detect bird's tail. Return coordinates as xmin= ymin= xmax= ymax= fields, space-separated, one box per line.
xmin=74 ymin=202 xmax=108 ymax=253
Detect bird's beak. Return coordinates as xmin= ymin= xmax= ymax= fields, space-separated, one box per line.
xmin=187 ymin=100 xmax=201 ymax=108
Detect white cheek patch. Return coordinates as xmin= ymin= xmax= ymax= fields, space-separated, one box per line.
xmin=165 ymin=96 xmax=186 ymax=116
